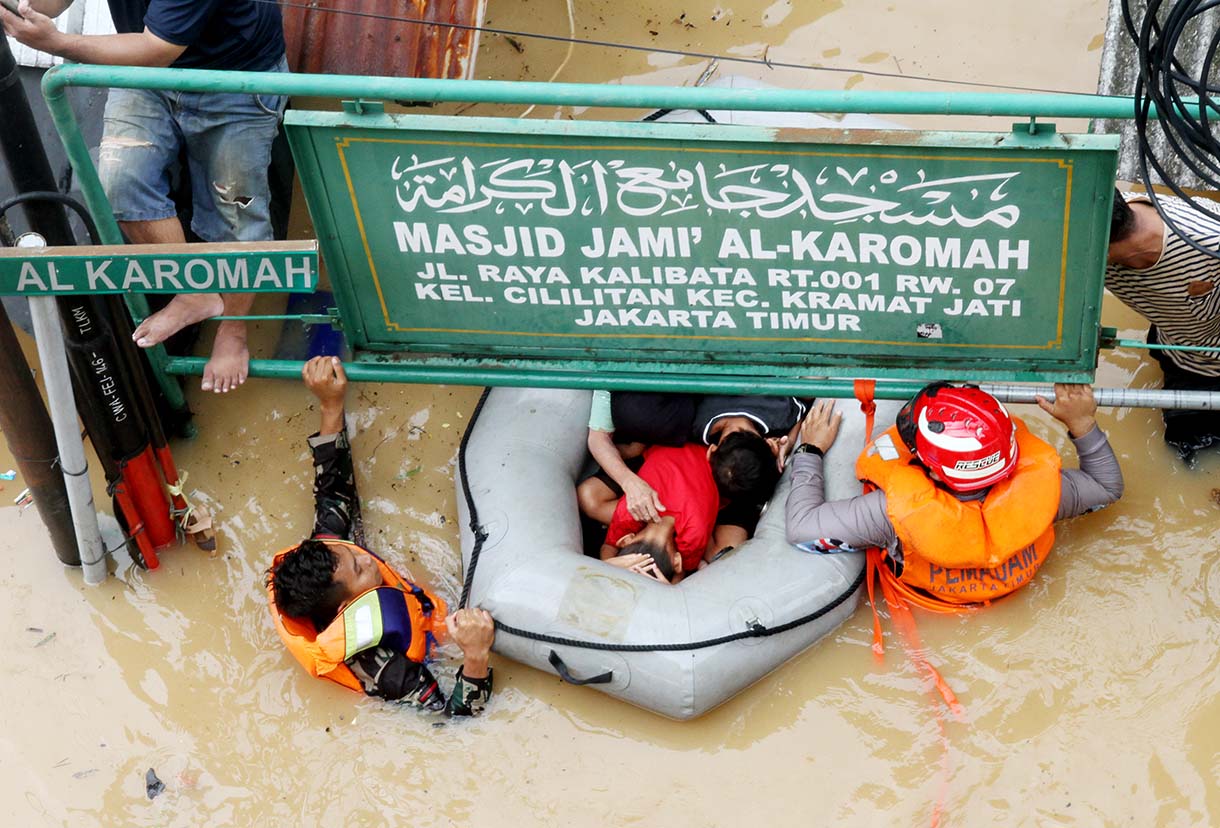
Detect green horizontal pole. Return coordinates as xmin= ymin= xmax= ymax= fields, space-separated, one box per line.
xmin=1107 ymin=338 xmax=1220 ymax=354
xmin=44 ymin=64 xmax=1174 ymax=120
xmin=133 ymin=313 xmax=336 ymax=324
xmin=164 ymin=357 xmax=1220 ymax=409
xmin=165 ymin=355 xmax=929 ymax=397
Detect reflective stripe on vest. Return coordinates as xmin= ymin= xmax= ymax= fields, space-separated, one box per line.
xmin=342 ymin=590 xmax=385 ymax=661
xmin=856 ymin=417 xmax=1061 ymax=604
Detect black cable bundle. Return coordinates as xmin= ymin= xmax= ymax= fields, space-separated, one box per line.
xmin=1121 ymin=0 xmax=1220 ymax=257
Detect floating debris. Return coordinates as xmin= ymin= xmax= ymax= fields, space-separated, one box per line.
xmin=145 ymin=767 xmax=165 ymax=800
xmin=34 ymin=632 xmax=56 ymax=648
xmin=0 ymin=469 xmax=15 ymax=480
xmin=14 ymin=488 xmax=32 ymax=507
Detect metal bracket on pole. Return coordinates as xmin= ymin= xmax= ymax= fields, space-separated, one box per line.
xmin=1009 ymin=119 xmax=1057 ymax=140
xmin=341 ymin=99 xmax=385 ymax=115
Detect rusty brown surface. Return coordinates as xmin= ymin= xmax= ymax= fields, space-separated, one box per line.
xmin=282 ymin=0 xmax=484 ymax=80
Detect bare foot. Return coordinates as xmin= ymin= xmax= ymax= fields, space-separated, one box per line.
xmin=202 ymin=321 xmax=249 ymax=393
xmin=131 ymin=293 xmax=224 ymax=348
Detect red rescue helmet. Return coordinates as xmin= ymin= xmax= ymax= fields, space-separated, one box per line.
xmin=898 ymin=383 xmax=1018 ymax=492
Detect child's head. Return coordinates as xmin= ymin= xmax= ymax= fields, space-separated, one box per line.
xmin=708 ymin=431 xmax=780 ymax=502
xmin=615 ymin=516 xmax=682 ymax=582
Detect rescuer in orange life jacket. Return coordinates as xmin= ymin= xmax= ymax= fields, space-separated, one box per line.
xmin=785 ymin=383 xmax=1124 ymax=604
xmin=267 ymin=357 xmax=494 ymax=715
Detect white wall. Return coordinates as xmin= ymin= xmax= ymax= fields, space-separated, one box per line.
xmin=6 ymin=0 xmax=115 ymax=68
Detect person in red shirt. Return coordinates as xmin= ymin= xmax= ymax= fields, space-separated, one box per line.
xmin=579 ymin=441 xmax=749 ymax=583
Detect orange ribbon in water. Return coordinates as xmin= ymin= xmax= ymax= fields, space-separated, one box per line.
xmin=852 ymin=377 xmax=972 ymax=711
xmin=851 ymin=379 xmax=965 ymax=828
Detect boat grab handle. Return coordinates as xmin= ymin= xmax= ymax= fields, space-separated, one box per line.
xmin=548 ymin=650 xmax=613 ymax=685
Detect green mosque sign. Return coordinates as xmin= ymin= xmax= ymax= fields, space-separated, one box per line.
xmin=304 ymin=114 xmax=1115 ymax=380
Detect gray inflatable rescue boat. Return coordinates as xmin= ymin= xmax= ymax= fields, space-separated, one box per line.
xmin=457 ymin=388 xmax=901 ymax=719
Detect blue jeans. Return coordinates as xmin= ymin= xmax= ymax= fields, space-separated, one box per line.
xmin=97 ymin=55 xmax=289 ymax=243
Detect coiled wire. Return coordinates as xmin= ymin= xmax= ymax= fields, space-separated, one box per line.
xmin=1122 ymin=0 xmax=1220 ymax=257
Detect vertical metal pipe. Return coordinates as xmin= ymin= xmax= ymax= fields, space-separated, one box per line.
xmin=0 ymin=41 xmax=74 ymax=245
xmin=0 ymin=299 xmax=80 ymax=566
xmin=28 ymin=295 xmax=106 ymax=584
xmin=0 ymin=37 xmax=80 ymax=566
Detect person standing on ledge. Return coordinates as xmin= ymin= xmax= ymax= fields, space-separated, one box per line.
xmin=267 ymin=357 xmax=495 ymax=715
xmin=2 ymin=0 xmax=287 ymax=394
xmin=1107 ymin=189 xmax=1220 ymax=463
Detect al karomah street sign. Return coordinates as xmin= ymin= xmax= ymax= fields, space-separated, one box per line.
xmin=0 ymin=240 xmax=318 ymax=295
xmin=287 ymin=114 xmax=1117 ymax=381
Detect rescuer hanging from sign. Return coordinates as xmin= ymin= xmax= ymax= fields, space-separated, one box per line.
xmin=785 ymin=384 xmax=1123 ymax=606
xmin=266 ymin=357 xmax=495 ymax=714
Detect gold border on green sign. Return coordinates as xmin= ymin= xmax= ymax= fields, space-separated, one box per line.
xmin=336 ymin=136 xmax=1073 ymax=351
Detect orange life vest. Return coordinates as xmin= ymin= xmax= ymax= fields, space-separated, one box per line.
xmin=267 ymin=540 xmax=447 ymax=692
xmin=855 ymin=417 xmax=1061 ymax=604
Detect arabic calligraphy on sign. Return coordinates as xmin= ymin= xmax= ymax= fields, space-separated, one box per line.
xmin=389 ymin=154 xmax=1023 ymax=228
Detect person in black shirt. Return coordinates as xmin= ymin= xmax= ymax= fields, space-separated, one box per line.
xmin=4 ymin=0 xmax=287 ymax=396
xmin=586 ymin=391 xmax=807 ymax=539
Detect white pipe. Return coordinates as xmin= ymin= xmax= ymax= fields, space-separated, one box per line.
xmin=27 ymin=295 xmax=107 ymax=585
xmin=979 ymin=384 xmax=1220 ymax=411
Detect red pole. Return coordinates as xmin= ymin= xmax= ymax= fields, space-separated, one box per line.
xmin=111 ymin=480 xmax=159 ymax=569
xmin=122 ymin=446 xmax=175 ymax=550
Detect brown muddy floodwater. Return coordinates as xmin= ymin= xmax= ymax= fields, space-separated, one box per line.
xmin=4 ymin=0 xmax=1220 ymax=825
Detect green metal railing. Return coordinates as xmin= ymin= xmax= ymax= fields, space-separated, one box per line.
xmin=42 ymin=66 xmax=1162 ymax=117
xmin=41 ymin=65 xmax=1185 ymax=401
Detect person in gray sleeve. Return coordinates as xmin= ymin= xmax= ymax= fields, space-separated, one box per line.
xmin=786 ymin=383 xmax=1123 ymax=607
